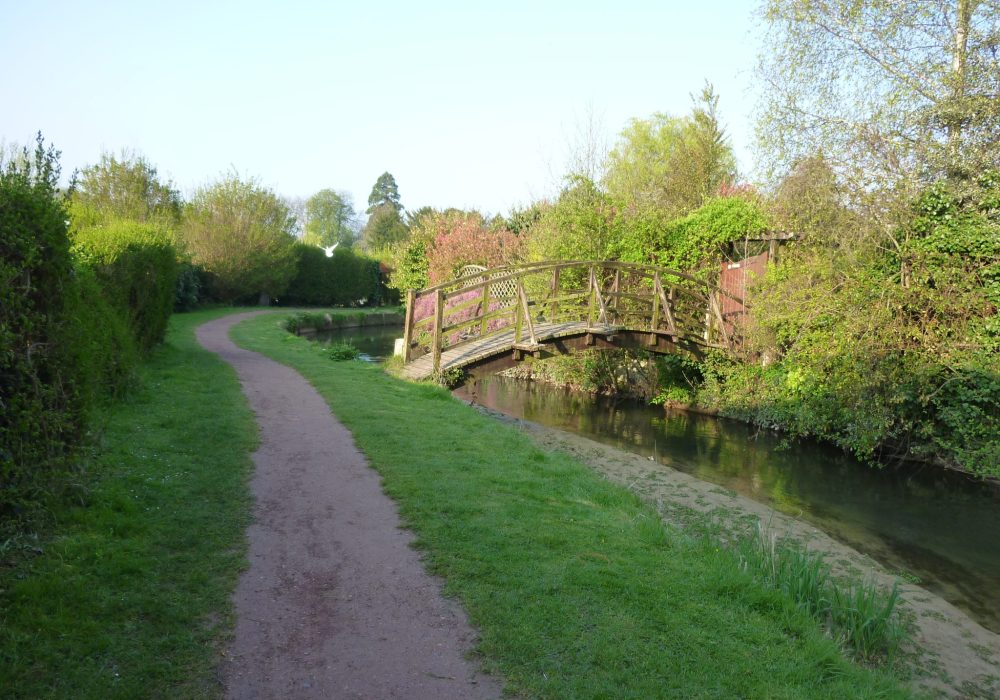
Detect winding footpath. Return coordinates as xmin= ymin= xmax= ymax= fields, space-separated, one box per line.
xmin=196 ymin=312 xmax=501 ymax=700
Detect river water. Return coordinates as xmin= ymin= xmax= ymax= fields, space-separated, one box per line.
xmin=315 ymin=327 xmax=1000 ymax=632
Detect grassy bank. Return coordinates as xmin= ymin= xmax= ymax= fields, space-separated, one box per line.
xmin=232 ymin=313 xmax=913 ymax=699
xmin=0 ymin=309 xmax=256 ymax=699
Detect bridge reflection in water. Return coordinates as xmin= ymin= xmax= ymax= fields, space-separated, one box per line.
xmin=400 ymin=260 xmax=745 ymax=381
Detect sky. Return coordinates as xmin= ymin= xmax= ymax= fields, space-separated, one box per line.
xmin=1 ymin=0 xmax=766 ymax=218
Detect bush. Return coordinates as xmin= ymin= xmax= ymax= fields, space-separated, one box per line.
xmin=72 ymin=221 xmax=178 ymax=353
xmin=173 ymin=260 xmax=204 ymax=311
xmin=0 ymin=137 xmax=139 ymax=527
xmin=1 ymin=139 xmax=79 ymax=522
xmin=327 ymin=342 xmax=360 ymax=361
xmin=283 ymin=243 xmax=381 ymax=306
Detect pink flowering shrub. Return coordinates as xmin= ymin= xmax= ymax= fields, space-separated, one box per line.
xmin=425 ymin=216 xmax=523 ymax=285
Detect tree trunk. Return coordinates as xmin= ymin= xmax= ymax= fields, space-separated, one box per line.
xmin=948 ymin=0 xmax=975 ymax=167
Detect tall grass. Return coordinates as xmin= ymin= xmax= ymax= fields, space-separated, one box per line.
xmin=738 ymin=522 xmax=906 ymax=663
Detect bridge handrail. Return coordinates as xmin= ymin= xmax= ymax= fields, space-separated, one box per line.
xmin=413 ymin=260 xmax=745 ymax=306
xmin=402 ymin=260 xmax=746 ymax=372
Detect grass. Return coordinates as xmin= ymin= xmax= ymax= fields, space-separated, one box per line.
xmin=282 ymin=305 xmax=402 ymax=333
xmin=0 ymin=309 xmax=257 ymax=699
xmin=232 ymin=312 xmax=915 ymax=699
xmin=737 ymin=522 xmax=907 ymax=662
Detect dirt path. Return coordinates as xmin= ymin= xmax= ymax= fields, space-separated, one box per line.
xmin=196 ymin=312 xmax=501 ymax=700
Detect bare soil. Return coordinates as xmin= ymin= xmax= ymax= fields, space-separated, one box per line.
xmin=482 ymin=406 xmax=1000 ymax=700
xmin=197 ymin=312 xmax=502 ymax=700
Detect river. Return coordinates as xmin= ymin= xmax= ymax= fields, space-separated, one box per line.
xmin=314 ymin=327 xmax=1000 ymax=633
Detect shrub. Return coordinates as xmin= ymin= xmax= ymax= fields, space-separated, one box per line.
xmin=173 ymin=260 xmax=204 ymax=311
xmin=1 ymin=138 xmax=79 ymax=522
xmin=72 ymin=221 xmax=178 ymax=353
xmin=284 ymin=243 xmax=381 ymax=306
xmin=181 ymin=174 xmax=297 ymax=303
xmin=327 ymin=342 xmax=360 ymax=361
xmin=0 ymin=137 xmax=139 ymax=527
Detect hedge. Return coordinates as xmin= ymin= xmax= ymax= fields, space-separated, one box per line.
xmin=283 ymin=243 xmax=382 ymax=306
xmin=72 ymin=221 xmax=178 ymax=353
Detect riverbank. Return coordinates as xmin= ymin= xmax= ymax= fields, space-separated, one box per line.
xmin=471 ymin=403 xmax=1000 ymax=699
xmin=233 ymin=312 xmax=911 ymax=699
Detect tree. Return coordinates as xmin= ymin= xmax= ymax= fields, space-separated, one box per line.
xmin=362 ymin=204 xmax=408 ymax=250
xmin=758 ymin=0 xmax=1000 ymax=199
xmin=768 ymin=155 xmax=863 ymax=245
xmin=69 ymin=151 xmax=181 ymax=229
xmin=604 ymin=85 xmax=737 ymax=218
xmin=305 ymin=189 xmax=358 ymax=247
xmin=525 ymin=176 xmax=616 ymax=264
xmin=181 ymin=174 xmax=297 ymax=303
xmin=366 ymin=171 xmax=402 ymax=214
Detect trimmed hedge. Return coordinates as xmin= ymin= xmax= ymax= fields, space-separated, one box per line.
xmin=1 ymin=140 xmax=172 ymax=530
xmin=72 ymin=221 xmax=178 ymax=353
xmin=283 ymin=243 xmax=382 ymax=306
xmin=0 ymin=140 xmax=140 ymax=525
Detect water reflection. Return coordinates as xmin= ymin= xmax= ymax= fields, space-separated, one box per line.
xmin=313 ymin=326 xmax=401 ymax=362
xmin=455 ymin=376 xmax=1000 ymax=632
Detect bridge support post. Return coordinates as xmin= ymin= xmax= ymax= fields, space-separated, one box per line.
xmin=432 ymin=288 xmax=444 ymax=375
xmin=649 ymin=273 xmax=661 ymax=346
xmin=402 ymin=289 xmax=415 ymax=362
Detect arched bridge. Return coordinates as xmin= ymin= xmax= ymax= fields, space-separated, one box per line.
xmin=399 ymin=260 xmax=744 ymax=381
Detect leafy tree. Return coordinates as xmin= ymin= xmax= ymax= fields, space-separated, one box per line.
xmin=304 ymin=189 xmax=358 ymax=247
xmin=366 ymin=171 xmax=402 ymax=214
xmin=525 ymin=176 xmax=616 ymax=263
xmin=405 ymin=205 xmax=435 ymax=230
xmin=605 ymin=85 xmax=737 ymax=218
xmin=181 ymin=174 xmax=297 ymax=303
xmin=69 ymin=152 xmax=181 ymax=229
xmin=758 ymin=0 xmax=1000 ymax=199
xmin=362 ymin=203 xmax=408 ymax=250
xmin=768 ymin=155 xmax=863 ymax=245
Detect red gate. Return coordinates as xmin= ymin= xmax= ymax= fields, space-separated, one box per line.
xmin=719 ymin=252 xmax=768 ymax=334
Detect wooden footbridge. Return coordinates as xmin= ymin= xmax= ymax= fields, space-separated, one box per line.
xmin=399 ymin=261 xmax=744 ymax=381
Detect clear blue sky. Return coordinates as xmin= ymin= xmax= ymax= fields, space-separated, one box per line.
xmin=1 ymin=0 xmax=764 ymax=217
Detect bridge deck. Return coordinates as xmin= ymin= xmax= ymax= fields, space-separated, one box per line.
xmin=400 ymin=321 xmax=617 ymax=381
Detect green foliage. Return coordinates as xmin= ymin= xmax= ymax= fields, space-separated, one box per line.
xmin=366 ymin=171 xmax=402 ymax=213
xmin=0 ymin=136 xmax=140 ymax=530
xmin=68 ymin=151 xmax=181 ymax=230
xmin=615 ymin=195 xmax=769 ymax=273
xmin=525 ymin=176 xmax=615 ymax=267
xmin=283 ymin=243 xmax=382 ymax=306
xmin=72 ymin=221 xmax=178 ymax=353
xmin=758 ymin=0 xmax=1000 ymax=194
xmin=388 ymin=238 xmax=429 ymax=292
xmin=650 ymin=354 xmax=703 ymax=406
xmin=181 ymin=174 xmax=297 ymax=303
xmin=173 ymin=260 xmax=204 ymax=311
xmin=0 ymin=310 xmax=256 ymax=698
xmin=304 ymin=188 xmax=357 ymax=247
xmin=605 ymin=84 xmax=737 ymax=218
xmin=327 ymin=341 xmax=360 ymax=361
xmin=738 ymin=523 xmax=906 ymax=663
xmin=687 ymin=178 xmax=999 ymax=477
xmin=1 ymin=136 xmax=82 ymax=523
xmin=362 ymin=203 xmax=408 ymax=250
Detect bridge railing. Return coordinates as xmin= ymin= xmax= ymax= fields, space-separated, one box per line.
xmin=401 ymin=261 xmax=743 ymax=373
